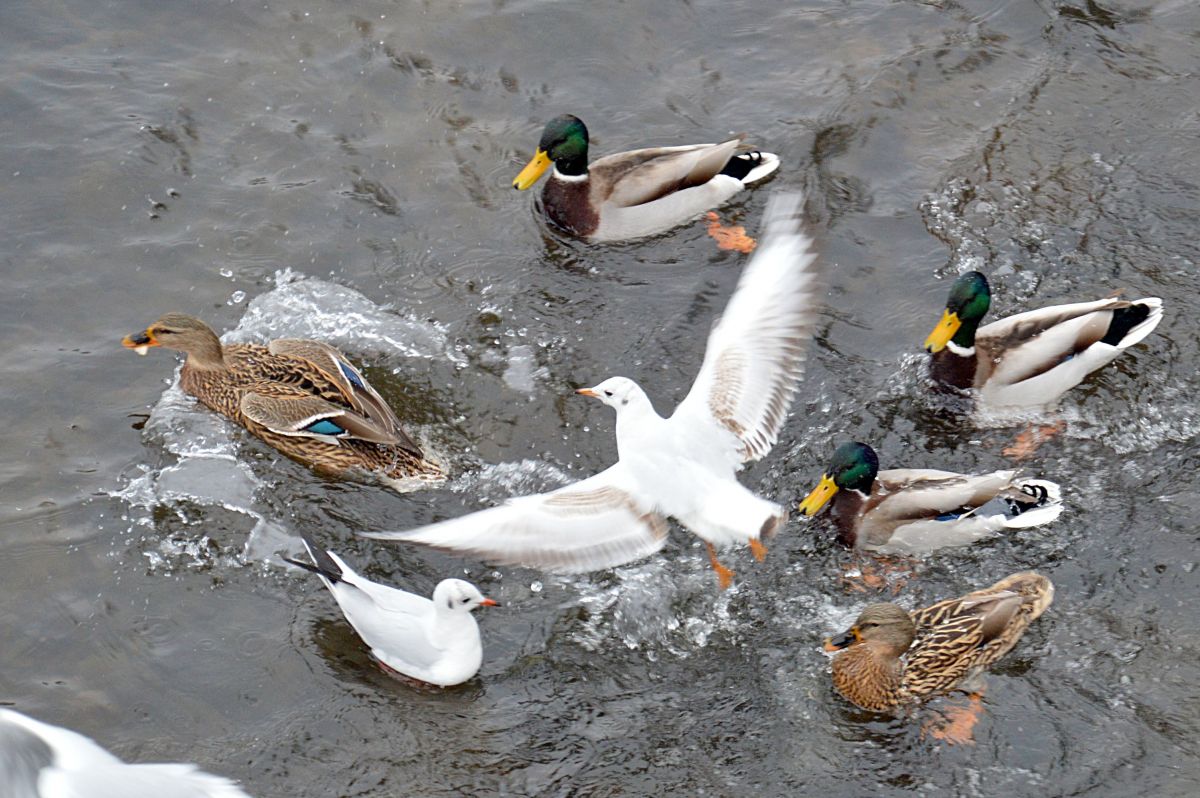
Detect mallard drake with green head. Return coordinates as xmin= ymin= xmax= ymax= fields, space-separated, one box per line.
xmin=799 ymin=442 xmax=1063 ymax=554
xmin=924 ymin=271 xmax=1163 ymax=409
xmin=823 ymin=571 xmax=1054 ymax=711
xmin=512 ymin=114 xmax=779 ymax=242
xmin=122 ymin=313 xmax=443 ymax=488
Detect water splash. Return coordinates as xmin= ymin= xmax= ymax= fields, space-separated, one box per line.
xmin=112 ymin=269 xmax=463 ymax=569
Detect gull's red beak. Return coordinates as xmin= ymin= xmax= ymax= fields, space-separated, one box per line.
xmin=479 ymin=597 xmax=500 ymax=607
xmin=575 ymin=388 xmax=599 ymax=398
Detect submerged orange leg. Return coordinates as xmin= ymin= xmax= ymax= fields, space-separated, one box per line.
xmin=1002 ymin=420 xmax=1066 ymax=461
xmin=841 ymin=553 xmax=916 ymax=594
xmin=704 ymin=211 xmax=757 ymax=253
xmin=749 ymin=538 xmax=768 ymax=562
xmin=923 ymin=691 xmax=986 ymax=745
xmin=705 ymin=542 xmax=735 ymax=590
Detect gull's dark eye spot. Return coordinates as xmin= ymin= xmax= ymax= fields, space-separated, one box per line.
xmin=461 ymin=597 xmax=470 ymax=604
xmin=604 ymin=390 xmax=613 ymax=397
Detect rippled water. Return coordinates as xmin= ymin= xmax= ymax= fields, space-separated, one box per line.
xmin=2 ymin=1 xmax=1198 ymax=795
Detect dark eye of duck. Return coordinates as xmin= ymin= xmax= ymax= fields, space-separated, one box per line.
xmin=155 ymin=328 xmax=174 ymax=335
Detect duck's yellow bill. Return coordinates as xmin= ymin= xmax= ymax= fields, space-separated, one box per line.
xmin=799 ymin=474 xmax=839 ymax=516
xmin=923 ymin=309 xmax=961 ymax=353
xmin=513 ymin=149 xmax=551 ymax=190
xmin=122 ymin=330 xmax=159 ymax=356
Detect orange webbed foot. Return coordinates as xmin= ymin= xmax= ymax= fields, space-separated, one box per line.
xmin=1002 ymin=420 xmax=1066 ymax=461
xmin=841 ymin=553 xmax=916 ymax=594
xmin=923 ymin=692 xmax=985 ymax=745
xmin=705 ymin=212 xmax=757 ymax=253
xmin=749 ymin=538 xmax=768 ymax=562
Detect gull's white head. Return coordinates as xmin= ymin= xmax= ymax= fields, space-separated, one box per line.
xmin=575 ymin=376 xmax=647 ymax=411
xmin=432 ymin=579 xmax=499 ymax=613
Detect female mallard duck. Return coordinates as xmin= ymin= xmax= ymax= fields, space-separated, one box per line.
xmin=799 ymin=442 xmax=1063 ymax=553
xmin=512 ymin=114 xmax=779 ymax=242
xmin=924 ymin=271 xmax=1163 ymax=409
xmin=122 ymin=313 xmax=443 ymax=487
xmin=823 ymin=571 xmax=1054 ymax=711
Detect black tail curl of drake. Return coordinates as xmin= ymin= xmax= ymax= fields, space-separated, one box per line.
xmin=1101 ymin=303 xmax=1152 ymax=346
xmin=719 ymin=151 xmax=766 ymax=181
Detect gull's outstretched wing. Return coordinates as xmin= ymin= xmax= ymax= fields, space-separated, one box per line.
xmin=672 ymin=191 xmax=821 ymax=464
xmin=363 ymin=465 xmax=669 ymax=572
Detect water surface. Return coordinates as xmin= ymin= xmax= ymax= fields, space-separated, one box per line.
xmin=1 ymin=0 xmax=1198 ymax=795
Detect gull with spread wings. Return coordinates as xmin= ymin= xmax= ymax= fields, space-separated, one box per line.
xmin=365 ymin=192 xmax=820 ymax=588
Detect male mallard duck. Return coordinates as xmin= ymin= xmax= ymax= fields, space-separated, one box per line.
xmin=823 ymin=571 xmax=1054 ymax=711
xmin=512 ymin=114 xmax=779 ymax=242
xmin=924 ymin=271 xmax=1164 ymax=409
xmin=799 ymin=442 xmax=1063 ymax=553
xmin=122 ymin=313 xmax=442 ymax=487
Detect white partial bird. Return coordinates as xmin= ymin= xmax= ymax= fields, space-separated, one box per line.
xmin=0 ymin=708 xmax=251 ymax=798
xmin=364 ymin=192 xmax=820 ymax=588
xmin=284 ymin=535 xmax=498 ymax=686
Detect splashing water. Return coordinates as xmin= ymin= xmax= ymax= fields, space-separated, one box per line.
xmin=113 ymin=270 xmax=464 ymax=569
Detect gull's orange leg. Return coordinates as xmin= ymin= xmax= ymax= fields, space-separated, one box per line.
xmin=705 ymin=542 xmax=735 ymax=590
xmin=749 ymin=538 xmax=768 ymax=562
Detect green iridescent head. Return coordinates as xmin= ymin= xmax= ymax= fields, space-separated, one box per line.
xmin=513 ymin=115 xmax=590 ymax=189
xmin=925 ymin=271 xmax=992 ymax=352
xmin=799 ymin=442 xmax=880 ymax=516
xmin=539 ymin=115 xmax=589 ymax=163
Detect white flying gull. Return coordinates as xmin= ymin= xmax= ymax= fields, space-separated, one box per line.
xmin=364 ymin=191 xmax=820 ymax=588
xmin=0 ymin=708 xmax=251 ymax=798
xmin=284 ymin=534 xmax=498 ymax=686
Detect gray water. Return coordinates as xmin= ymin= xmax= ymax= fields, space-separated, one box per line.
xmin=2 ymin=0 xmax=1198 ymax=795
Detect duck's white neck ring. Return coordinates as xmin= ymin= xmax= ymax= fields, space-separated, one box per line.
xmin=946 ymin=341 xmax=975 ymax=356
xmin=552 ymin=167 xmax=588 ymax=183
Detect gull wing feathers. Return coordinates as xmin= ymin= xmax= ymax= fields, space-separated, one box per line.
xmin=672 ymin=191 xmax=821 ymax=463
xmin=52 ymin=766 xmax=252 ymax=798
xmin=362 ymin=465 xmax=669 ymax=572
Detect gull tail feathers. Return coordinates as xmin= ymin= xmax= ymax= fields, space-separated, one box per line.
xmin=282 ymin=531 xmax=344 ymax=583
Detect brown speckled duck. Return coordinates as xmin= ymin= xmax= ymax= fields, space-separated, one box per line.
xmin=823 ymin=572 xmax=1054 ymax=711
xmin=512 ymin=115 xmax=779 ymax=242
xmin=123 ymin=313 xmax=443 ymax=488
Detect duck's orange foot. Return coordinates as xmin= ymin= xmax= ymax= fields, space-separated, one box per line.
xmin=705 ymin=211 xmax=757 ymax=253
xmin=923 ymin=693 xmax=985 ymax=745
xmin=749 ymin=538 xmax=768 ymax=562
xmin=841 ymin=554 xmax=916 ymax=594
xmin=705 ymin=542 xmax=735 ymax=590
xmin=1002 ymin=420 xmax=1066 ymax=461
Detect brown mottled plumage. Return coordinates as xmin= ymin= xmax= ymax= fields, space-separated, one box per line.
xmin=123 ymin=313 xmax=442 ymax=488
xmin=824 ymin=572 xmax=1054 ymax=711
